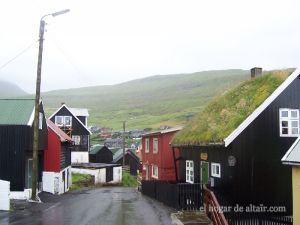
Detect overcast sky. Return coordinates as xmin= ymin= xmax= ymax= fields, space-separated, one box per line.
xmin=0 ymin=0 xmax=300 ymax=93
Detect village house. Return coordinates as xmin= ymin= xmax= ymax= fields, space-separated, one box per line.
xmin=282 ymin=136 xmax=300 ymax=225
xmin=171 ymin=69 xmax=298 ymax=222
xmin=141 ymin=127 xmax=181 ymax=181
xmin=49 ymin=104 xmax=91 ymax=163
xmin=0 ymin=99 xmax=48 ymax=199
xmin=43 ymin=119 xmax=72 ymax=194
xmin=89 ymin=144 xmax=113 ymax=163
xmin=112 ymin=148 xmax=140 ymax=176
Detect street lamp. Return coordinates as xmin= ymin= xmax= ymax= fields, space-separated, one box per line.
xmin=31 ymin=9 xmax=70 ymax=201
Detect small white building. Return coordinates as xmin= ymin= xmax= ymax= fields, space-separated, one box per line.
xmin=72 ymin=163 xmax=122 ymax=184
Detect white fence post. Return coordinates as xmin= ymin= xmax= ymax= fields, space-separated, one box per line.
xmin=0 ymin=179 xmax=10 ymax=211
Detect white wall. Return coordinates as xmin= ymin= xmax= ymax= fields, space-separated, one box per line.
xmin=112 ymin=167 xmax=122 ymax=183
xmin=10 ymin=189 xmax=31 ymax=200
xmin=71 ymin=152 xmax=89 ymax=163
xmin=43 ymin=167 xmax=72 ymax=195
xmin=0 ymin=180 xmax=10 ymax=211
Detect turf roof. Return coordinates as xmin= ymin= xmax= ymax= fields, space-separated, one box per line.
xmin=172 ymin=70 xmax=293 ymax=146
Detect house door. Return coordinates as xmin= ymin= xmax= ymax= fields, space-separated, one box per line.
xmin=62 ymin=171 xmax=66 ymax=193
xmin=26 ymin=159 xmax=33 ymax=189
xmin=200 ymin=161 xmax=209 ymax=185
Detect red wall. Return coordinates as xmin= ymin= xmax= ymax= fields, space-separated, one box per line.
xmin=141 ymin=131 xmax=180 ymax=181
xmin=44 ymin=128 xmax=61 ymax=173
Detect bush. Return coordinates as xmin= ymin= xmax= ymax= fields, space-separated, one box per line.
xmin=122 ymin=172 xmax=138 ymax=187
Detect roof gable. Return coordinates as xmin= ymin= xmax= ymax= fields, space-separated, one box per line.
xmin=0 ymin=99 xmax=35 ymax=125
xmin=172 ymin=69 xmax=295 ymax=146
xmin=49 ymin=104 xmax=91 ymax=135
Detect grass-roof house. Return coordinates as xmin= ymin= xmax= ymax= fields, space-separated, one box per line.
xmin=0 ymin=99 xmax=48 ymax=199
xmin=172 ymin=68 xmax=299 ymax=217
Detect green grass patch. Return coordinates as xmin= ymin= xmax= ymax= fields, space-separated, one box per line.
xmin=70 ymin=173 xmax=94 ymax=191
xmin=122 ymin=172 xmax=138 ymax=187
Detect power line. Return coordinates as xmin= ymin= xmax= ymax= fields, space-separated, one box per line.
xmin=0 ymin=40 xmax=38 ymax=71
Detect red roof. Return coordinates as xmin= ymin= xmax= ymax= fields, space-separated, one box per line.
xmin=46 ymin=119 xmax=72 ymax=142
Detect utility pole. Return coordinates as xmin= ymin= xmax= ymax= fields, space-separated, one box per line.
xmin=122 ymin=121 xmax=126 ymax=167
xmin=31 ymin=9 xmax=69 ymax=201
xmin=31 ymin=19 xmax=45 ymax=201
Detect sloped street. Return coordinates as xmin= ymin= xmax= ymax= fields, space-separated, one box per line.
xmin=0 ymin=187 xmax=174 ymax=225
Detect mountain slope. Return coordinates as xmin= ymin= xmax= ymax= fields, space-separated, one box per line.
xmin=42 ymin=69 xmax=250 ymax=129
xmin=0 ymin=80 xmax=27 ymax=97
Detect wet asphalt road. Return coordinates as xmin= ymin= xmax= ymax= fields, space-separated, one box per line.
xmin=0 ymin=187 xmax=174 ymax=225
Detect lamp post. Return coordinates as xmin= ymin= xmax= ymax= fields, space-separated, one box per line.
xmin=31 ymin=9 xmax=70 ymax=201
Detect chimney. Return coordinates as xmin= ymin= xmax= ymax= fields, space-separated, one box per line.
xmin=61 ymin=102 xmax=65 ymax=106
xmin=250 ymin=67 xmax=262 ymax=79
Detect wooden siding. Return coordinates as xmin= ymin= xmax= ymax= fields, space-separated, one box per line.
xmin=89 ymin=146 xmax=113 ymax=163
xmin=60 ymin=144 xmax=71 ymax=170
xmin=0 ymin=126 xmax=30 ymax=191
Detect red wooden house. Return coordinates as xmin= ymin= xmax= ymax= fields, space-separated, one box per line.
xmin=141 ymin=127 xmax=181 ymax=181
xmin=43 ymin=119 xmax=72 ymax=194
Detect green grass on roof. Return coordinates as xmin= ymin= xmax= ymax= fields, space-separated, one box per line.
xmin=172 ymin=70 xmax=293 ymax=146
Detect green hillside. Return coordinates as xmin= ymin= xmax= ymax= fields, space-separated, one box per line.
xmin=42 ymin=70 xmax=250 ymax=129
xmin=0 ymin=80 xmax=27 ymax=97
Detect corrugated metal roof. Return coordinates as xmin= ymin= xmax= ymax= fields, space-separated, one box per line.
xmin=89 ymin=144 xmax=106 ymax=155
xmin=0 ymin=99 xmax=35 ymax=125
xmin=282 ymin=136 xmax=300 ymax=165
xmin=69 ymin=108 xmax=89 ymax=117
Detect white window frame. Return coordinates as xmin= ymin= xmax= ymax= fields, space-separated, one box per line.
xmin=72 ymin=135 xmax=81 ymax=145
xmin=153 ymin=138 xmax=158 ymax=154
xmin=55 ymin=116 xmax=64 ymax=127
xmin=152 ymin=165 xmax=158 ymax=179
xmin=145 ymin=138 xmax=150 ymax=153
xmin=64 ymin=116 xmax=72 ymax=127
xmin=55 ymin=116 xmax=72 ymax=127
xmin=279 ymin=108 xmax=300 ymax=137
xmin=186 ymin=160 xmax=194 ymax=184
xmin=211 ymin=163 xmax=221 ymax=178
xmin=39 ymin=112 xmax=43 ymax=130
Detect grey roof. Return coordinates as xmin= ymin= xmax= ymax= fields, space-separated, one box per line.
xmin=69 ymin=108 xmax=89 ymax=117
xmin=282 ymin=136 xmax=300 ymax=165
xmin=112 ymin=148 xmax=139 ymax=163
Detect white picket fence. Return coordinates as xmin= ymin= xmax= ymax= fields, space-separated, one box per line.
xmin=0 ymin=180 xmax=10 ymax=211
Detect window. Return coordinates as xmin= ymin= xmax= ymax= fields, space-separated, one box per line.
xmin=279 ymin=109 xmax=299 ymax=137
xmin=211 ymin=163 xmax=221 ymax=178
xmin=186 ymin=160 xmax=194 ymax=183
xmin=39 ymin=112 xmax=43 ymax=130
xmin=55 ymin=116 xmax=64 ymax=126
xmin=55 ymin=116 xmax=72 ymax=127
xmin=72 ymin=135 xmax=81 ymax=145
xmin=153 ymin=138 xmax=158 ymax=154
xmin=145 ymin=138 xmax=150 ymax=153
xmin=152 ymin=165 xmax=158 ymax=178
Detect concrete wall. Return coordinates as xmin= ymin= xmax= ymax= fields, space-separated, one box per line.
xmin=293 ymin=167 xmax=300 ymax=225
xmin=71 ymin=152 xmax=89 ymax=163
xmin=0 ymin=180 xmax=10 ymax=211
xmin=10 ymin=189 xmax=31 ymax=200
xmin=112 ymin=167 xmax=122 ymax=183
xmin=43 ymin=167 xmax=72 ymax=195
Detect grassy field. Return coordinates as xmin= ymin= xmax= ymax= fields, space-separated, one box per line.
xmin=42 ymin=69 xmax=250 ymax=130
